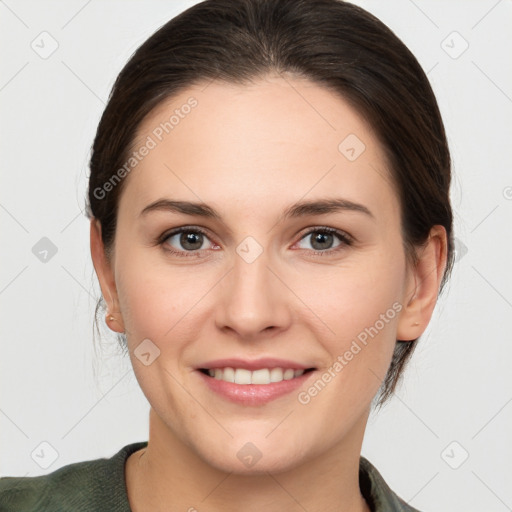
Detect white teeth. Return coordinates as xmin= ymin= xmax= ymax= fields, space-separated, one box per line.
xmin=269 ymin=368 xmax=284 ymax=382
xmin=234 ymin=368 xmax=251 ymax=384
xmin=251 ymin=369 xmax=270 ymax=384
xmin=223 ymin=367 xmax=235 ymax=383
xmin=205 ymin=367 xmax=307 ymax=385
xmin=283 ymin=369 xmax=295 ymax=380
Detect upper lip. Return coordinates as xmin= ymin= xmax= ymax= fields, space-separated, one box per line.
xmin=197 ymin=358 xmax=314 ymax=371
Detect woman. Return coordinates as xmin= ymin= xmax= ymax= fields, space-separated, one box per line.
xmin=0 ymin=0 xmax=453 ymax=510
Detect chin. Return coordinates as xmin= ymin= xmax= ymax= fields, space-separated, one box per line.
xmin=194 ymin=434 xmax=310 ymax=475
xmin=204 ymin=450 xmax=303 ymax=476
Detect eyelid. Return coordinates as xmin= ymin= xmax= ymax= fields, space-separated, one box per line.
xmin=296 ymin=225 xmax=354 ymax=244
xmin=158 ymin=225 xmax=216 ymax=247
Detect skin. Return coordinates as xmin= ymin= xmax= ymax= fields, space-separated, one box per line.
xmin=91 ymin=74 xmax=447 ymax=512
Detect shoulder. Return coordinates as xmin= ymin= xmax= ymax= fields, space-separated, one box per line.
xmin=359 ymin=456 xmax=422 ymax=512
xmin=0 ymin=441 xmax=147 ymax=512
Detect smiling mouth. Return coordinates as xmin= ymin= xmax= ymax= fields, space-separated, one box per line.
xmin=199 ymin=367 xmax=316 ymax=385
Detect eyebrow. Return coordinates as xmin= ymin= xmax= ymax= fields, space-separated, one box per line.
xmin=140 ymin=197 xmax=374 ymax=221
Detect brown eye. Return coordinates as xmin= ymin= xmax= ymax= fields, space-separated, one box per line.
xmin=160 ymin=227 xmax=214 ymax=257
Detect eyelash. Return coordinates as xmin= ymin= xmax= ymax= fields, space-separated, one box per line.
xmin=157 ymin=225 xmax=354 ymax=259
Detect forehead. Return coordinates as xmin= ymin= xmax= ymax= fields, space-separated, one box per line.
xmin=121 ymin=75 xmax=398 ymax=220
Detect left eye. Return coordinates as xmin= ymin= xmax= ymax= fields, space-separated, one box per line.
xmin=296 ymin=229 xmax=351 ymax=252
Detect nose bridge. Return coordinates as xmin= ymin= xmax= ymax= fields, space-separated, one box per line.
xmin=217 ymin=237 xmax=290 ymax=337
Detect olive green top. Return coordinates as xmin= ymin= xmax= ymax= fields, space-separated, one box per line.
xmin=0 ymin=442 xmax=420 ymax=511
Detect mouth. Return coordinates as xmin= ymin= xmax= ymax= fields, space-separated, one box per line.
xmin=195 ymin=359 xmax=317 ymax=405
xmin=199 ymin=367 xmax=316 ymax=384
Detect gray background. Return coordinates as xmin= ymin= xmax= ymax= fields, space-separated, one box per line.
xmin=1 ymin=1 xmax=511 ymax=510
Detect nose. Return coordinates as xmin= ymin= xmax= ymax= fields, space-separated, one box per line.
xmin=215 ymin=246 xmax=292 ymax=340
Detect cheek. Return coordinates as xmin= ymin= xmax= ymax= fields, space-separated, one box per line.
xmin=114 ymin=249 xmax=214 ymax=350
xmin=296 ymin=251 xmax=405 ymax=340
xmin=292 ymin=252 xmax=405 ymax=407
xmin=293 ymin=256 xmax=404 ymax=426
xmin=114 ymin=248 xmax=177 ymax=340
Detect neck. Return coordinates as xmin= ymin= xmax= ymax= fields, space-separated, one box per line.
xmin=126 ymin=408 xmax=371 ymax=512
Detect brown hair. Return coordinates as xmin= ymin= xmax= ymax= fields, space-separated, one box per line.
xmin=86 ymin=0 xmax=454 ymax=405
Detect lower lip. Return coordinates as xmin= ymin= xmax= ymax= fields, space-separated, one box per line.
xmin=197 ymin=370 xmax=314 ymax=406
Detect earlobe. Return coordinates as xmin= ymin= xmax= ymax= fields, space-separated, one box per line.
xmin=396 ymin=225 xmax=448 ymax=341
xmin=90 ymin=219 xmax=125 ymax=333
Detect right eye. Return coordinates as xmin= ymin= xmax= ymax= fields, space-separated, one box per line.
xmin=159 ymin=227 xmax=217 ymax=257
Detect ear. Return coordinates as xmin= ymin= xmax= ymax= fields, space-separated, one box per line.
xmin=396 ymin=225 xmax=448 ymax=341
xmin=90 ymin=218 xmax=125 ymax=333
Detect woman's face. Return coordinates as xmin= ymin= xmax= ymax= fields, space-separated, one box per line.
xmin=97 ymin=75 xmax=422 ymax=473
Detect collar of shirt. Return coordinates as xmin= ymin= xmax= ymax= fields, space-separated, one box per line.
xmin=359 ymin=456 xmax=421 ymax=511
